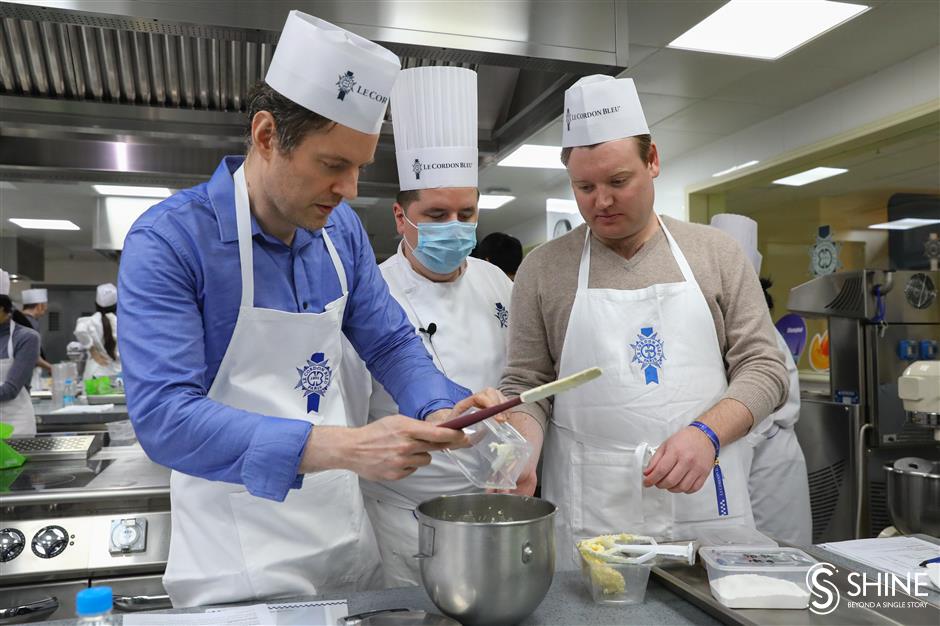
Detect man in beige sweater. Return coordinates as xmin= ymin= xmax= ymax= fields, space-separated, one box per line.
xmin=500 ymin=75 xmax=789 ymax=565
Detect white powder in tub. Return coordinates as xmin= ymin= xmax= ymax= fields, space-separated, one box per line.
xmin=710 ymin=574 xmax=810 ymax=609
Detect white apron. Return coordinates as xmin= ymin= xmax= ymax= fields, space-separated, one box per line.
xmin=0 ymin=322 xmax=37 ymax=438
xmin=163 ymin=165 xmax=379 ymax=607
xmin=544 ymin=217 xmax=754 ymax=569
xmin=745 ymin=333 xmax=812 ymax=545
xmin=359 ymin=251 xmax=513 ymax=586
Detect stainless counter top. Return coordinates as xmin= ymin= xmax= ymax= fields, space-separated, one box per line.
xmin=654 ymin=537 xmax=940 ymax=626
xmin=0 ymin=445 xmax=170 ymax=506
xmin=33 ymin=399 xmax=129 ymax=426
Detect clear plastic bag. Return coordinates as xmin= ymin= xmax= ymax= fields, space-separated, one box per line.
xmin=445 ymin=418 xmax=533 ymax=490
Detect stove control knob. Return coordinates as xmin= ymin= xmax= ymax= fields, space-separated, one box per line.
xmin=31 ymin=525 xmax=69 ymax=559
xmin=109 ymin=518 xmax=147 ymax=554
xmin=0 ymin=528 xmax=25 ymax=562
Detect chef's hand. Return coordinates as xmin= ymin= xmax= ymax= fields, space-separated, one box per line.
xmin=642 ymin=426 xmax=715 ymax=494
xmin=425 ymin=387 xmax=510 ymax=426
xmin=300 ymin=416 xmax=469 ymax=481
xmin=502 ymin=411 xmax=542 ymax=497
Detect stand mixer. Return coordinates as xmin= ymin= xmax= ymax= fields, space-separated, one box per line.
xmin=899 ymin=361 xmax=940 ymax=441
xmin=883 ymin=361 xmax=940 ymax=536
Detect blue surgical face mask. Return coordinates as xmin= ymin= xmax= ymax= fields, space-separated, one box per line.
xmin=403 ymin=215 xmax=478 ymax=275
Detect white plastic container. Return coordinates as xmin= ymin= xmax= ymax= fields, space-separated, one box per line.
xmin=445 ymin=418 xmax=532 ymax=490
xmin=699 ymin=547 xmax=817 ymax=609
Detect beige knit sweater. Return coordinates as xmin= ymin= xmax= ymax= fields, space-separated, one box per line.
xmin=499 ymin=214 xmax=789 ymax=431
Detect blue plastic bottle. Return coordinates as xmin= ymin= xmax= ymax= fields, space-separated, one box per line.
xmin=76 ymin=586 xmax=116 ymax=625
xmin=63 ymin=378 xmax=76 ymax=406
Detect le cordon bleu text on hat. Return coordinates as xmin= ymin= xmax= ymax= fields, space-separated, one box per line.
xmin=562 ymin=75 xmax=649 ymax=148
xmin=391 ymin=66 xmax=478 ymax=191
xmin=265 ymin=10 xmax=401 ymax=134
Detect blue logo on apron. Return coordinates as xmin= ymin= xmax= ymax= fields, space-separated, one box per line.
xmin=494 ymin=302 xmax=509 ymax=328
xmin=295 ymin=352 xmax=333 ymax=413
xmin=630 ymin=327 xmax=665 ymax=385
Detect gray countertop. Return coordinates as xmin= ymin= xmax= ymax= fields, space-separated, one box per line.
xmin=33 ymin=398 xmax=129 ymax=425
xmin=36 ymin=540 xmax=940 ymax=625
xmin=44 ymin=570 xmax=721 ymax=625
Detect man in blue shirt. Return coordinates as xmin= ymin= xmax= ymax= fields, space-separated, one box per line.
xmin=118 ymin=11 xmax=500 ymax=607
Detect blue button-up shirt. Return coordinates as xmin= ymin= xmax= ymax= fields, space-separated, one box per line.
xmin=119 ymin=156 xmax=469 ymax=501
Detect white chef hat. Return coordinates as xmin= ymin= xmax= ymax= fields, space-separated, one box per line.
xmin=391 ymin=66 xmax=478 ymax=192
xmin=710 ymin=214 xmax=762 ymax=275
xmin=562 ymin=75 xmax=649 ymax=148
xmin=21 ymin=288 xmax=48 ymax=305
xmin=96 ymin=283 xmax=117 ymax=308
xmin=265 ymin=10 xmax=401 ymax=134
xmin=0 ymin=269 xmax=9 ymax=296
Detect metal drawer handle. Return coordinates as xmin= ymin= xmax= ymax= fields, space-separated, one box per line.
xmin=113 ymin=594 xmax=172 ymax=612
xmin=0 ymin=596 xmax=59 ymax=624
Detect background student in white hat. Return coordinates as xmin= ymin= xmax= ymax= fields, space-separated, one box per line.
xmin=710 ymin=213 xmax=812 ymax=546
xmin=19 ymin=287 xmax=52 ymax=373
xmin=343 ymin=66 xmax=540 ymax=587
xmin=74 ymin=283 xmax=122 ymax=382
xmin=499 ymin=75 xmax=790 ymax=567
xmin=0 ymin=270 xmax=40 ymax=437
xmin=117 ymin=11 xmax=506 ymax=607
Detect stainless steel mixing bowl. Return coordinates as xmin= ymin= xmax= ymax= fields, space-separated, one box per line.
xmin=415 ymin=494 xmax=556 ymax=626
xmin=884 ymin=457 xmax=940 ymax=535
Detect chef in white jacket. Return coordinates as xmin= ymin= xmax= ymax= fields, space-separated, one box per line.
xmin=349 ymin=66 xmax=526 ymax=587
xmin=74 ymin=283 xmax=121 ymax=382
xmin=710 ymin=214 xmax=812 ymax=545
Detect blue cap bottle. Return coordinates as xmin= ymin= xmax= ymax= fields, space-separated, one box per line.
xmin=76 ymin=586 xmax=113 ymax=622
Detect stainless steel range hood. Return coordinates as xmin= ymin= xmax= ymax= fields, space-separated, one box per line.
xmin=0 ymin=0 xmax=629 ymax=195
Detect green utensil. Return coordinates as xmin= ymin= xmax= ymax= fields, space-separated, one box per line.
xmin=0 ymin=422 xmax=27 ymax=470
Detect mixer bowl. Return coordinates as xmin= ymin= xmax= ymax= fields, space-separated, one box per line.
xmin=415 ymin=494 xmax=556 ymax=626
xmin=884 ymin=457 xmax=940 ymax=536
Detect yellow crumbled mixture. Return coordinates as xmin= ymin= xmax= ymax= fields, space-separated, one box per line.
xmin=577 ymin=533 xmax=638 ymax=595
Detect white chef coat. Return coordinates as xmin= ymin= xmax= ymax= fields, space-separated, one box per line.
xmin=354 ymin=244 xmax=513 ymax=587
xmin=74 ymin=312 xmax=122 ymax=381
xmin=744 ymin=332 xmax=812 ymax=545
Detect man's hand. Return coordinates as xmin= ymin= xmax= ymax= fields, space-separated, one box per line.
xmin=486 ymin=410 xmax=543 ymax=497
xmin=426 ymin=387 xmax=509 ymax=426
xmin=507 ymin=411 xmax=542 ymax=496
xmin=300 ymin=416 xmax=469 ymax=481
xmin=644 ymin=398 xmax=756 ymax=494
xmin=642 ymin=426 xmax=715 ymax=494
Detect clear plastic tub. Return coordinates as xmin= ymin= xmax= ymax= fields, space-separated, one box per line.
xmin=106 ymin=420 xmax=137 ymax=446
xmin=699 ymin=547 xmax=817 ymax=609
xmin=578 ymin=535 xmax=657 ymax=605
xmin=695 ymin=523 xmax=778 ymax=548
xmin=445 ymin=418 xmax=532 ymax=490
